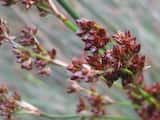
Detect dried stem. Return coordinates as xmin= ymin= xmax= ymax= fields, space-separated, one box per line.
xmin=47 ymin=0 xmax=78 ymax=32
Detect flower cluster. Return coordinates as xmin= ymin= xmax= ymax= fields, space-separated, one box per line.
xmin=0 ymin=84 xmax=21 ymax=120
xmin=22 ymin=0 xmax=49 ymax=16
xmin=67 ymin=57 xmax=100 ymax=82
xmin=12 ymin=26 xmax=56 ymax=75
xmin=66 ymin=18 xmax=145 ymax=116
xmin=67 ymin=18 xmax=145 ymax=88
xmin=127 ymin=82 xmax=160 ymax=120
xmin=67 ymin=80 xmax=112 ymax=116
xmin=76 ymin=18 xmax=109 ymax=53
xmin=0 ymin=18 xmax=57 ymax=75
xmin=76 ymin=90 xmax=107 ymax=116
xmin=0 ymin=0 xmax=49 ymax=16
xmin=0 ymin=18 xmax=9 ymax=45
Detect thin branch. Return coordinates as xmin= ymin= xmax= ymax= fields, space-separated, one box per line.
xmin=48 ymin=0 xmax=66 ymax=21
xmin=47 ymin=0 xmax=78 ymax=32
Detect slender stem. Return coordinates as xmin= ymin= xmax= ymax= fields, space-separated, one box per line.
xmin=56 ymin=0 xmax=80 ymax=20
xmin=63 ymin=20 xmax=77 ymax=32
xmin=16 ymin=100 xmax=130 ymax=120
xmin=47 ymin=0 xmax=78 ymax=32
xmin=39 ymin=112 xmax=133 ymax=120
xmin=48 ymin=0 xmax=66 ymax=21
xmin=40 ymin=112 xmax=82 ymax=119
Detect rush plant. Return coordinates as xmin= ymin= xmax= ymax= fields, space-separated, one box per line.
xmin=0 ymin=0 xmax=159 ymax=120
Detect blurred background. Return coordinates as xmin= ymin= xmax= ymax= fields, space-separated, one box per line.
xmin=0 ymin=0 xmax=160 ymax=119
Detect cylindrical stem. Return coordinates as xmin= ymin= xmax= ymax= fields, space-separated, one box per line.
xmin=56 ymin=0 xmax=80 ymax=20
xmin=47 ymin=0 xmax=78 ymax=32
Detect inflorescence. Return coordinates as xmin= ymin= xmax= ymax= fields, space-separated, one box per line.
xmin=66 ymin=18 xmax=146 ymax=117
xmin=0 ymin=18 xmax=56 ymax=75
xmin=0 ymin=84 xmax=21 ymax=120
xmin=0 ymin=0 xmax=49 ymax=16
xmin=68 ymin=18 xmax=145 ymax=88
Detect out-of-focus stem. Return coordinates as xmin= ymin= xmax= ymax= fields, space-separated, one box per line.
xmin=38 ymin=112 xmax=136 ymax=120
xmin=18 ymin=109 xmax=133 ymax=120
xmin=47 ymin=0 xmax=78 ymax=32
xmin=56 ymin=0 xmax=80 ymax=20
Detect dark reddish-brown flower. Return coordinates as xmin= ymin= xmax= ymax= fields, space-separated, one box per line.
xmin=72 ymin=19 xmax=146 ymax=88
xmin=18 ymin=26 xmax=37 ymax=46
xmin=0 ymin=84 xmax=21 ymax=120
xmin=13 ymin=26 xmax=56 ymax=75
xmin=75 ymin=87 xmax=108 ymax=116
xmin=76 ymin=18 xmax=109 ymax=53
xmin=112 ymin=31 xmax=141 ymax=54
xmin=87 ymin=89 xmax=106 ymax=116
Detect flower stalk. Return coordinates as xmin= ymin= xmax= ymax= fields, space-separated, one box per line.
xmin=47 ymin=0 xmax=78 ymax=32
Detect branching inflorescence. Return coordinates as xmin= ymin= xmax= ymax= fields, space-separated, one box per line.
xmin=0 ymin=0 xmax=159 ymax=120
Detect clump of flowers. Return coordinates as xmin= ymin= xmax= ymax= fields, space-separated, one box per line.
xmin=0 ymin=84 xmax=21 ymax=120
xmin=0 ymin=0 xmax=50 ymax=16
xmin=76 ymin=18 xmax=109 ymax=53
xmin=12 ymin=26 xmax=56 ymax=75
xmin=67 ymin=80 xmax=113 ymax=116
xmin=0 ymin=18 xmax=57 ymax=75
xmin=67 ymin=18 xmax=145 ymax=88
xmin=66 ymin=18 xmax=146 ymax=117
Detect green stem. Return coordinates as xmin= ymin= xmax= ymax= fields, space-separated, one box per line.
xmin=64 ymin=20 xmax=78 ymax=32
xmin=17 ymin=110 xmax=133 ymax=120
xmin=40 ymin=112 xmax=133 ymax=120
xmin=40 ymin=112 xmax=82 ymax=119
xmin=56 ymin=0 xmax=80 ymax=20
xmin=37 ymin=0 xmax=78 ymax=32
